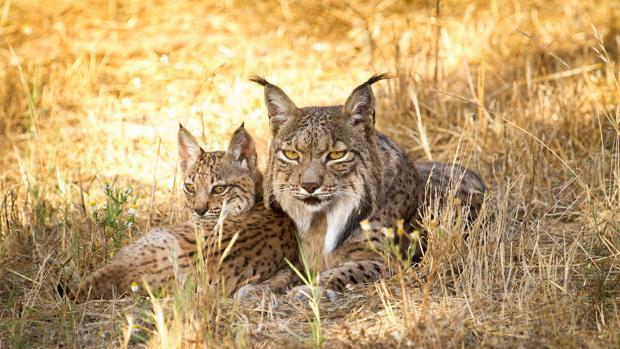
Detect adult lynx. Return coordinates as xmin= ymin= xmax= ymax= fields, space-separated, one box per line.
xmin=252 ymin=75 xmax=423 ymax=299
xmin=252 ymin=75 xmax=486 ymax=300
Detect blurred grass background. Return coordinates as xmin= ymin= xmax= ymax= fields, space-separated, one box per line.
xmin=0 ymin=0 xmax=619 ymax=347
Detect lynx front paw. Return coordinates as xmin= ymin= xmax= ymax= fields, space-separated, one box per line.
xmin=235 ymin=284 xmax=269 ymax=301
xmin=235 ymin=285 xmax=258 ymax=301
xmin=288 ymin=285 xmax=340 ymax=304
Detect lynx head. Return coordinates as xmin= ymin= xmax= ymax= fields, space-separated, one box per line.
xmin=252 ymin=75 xmax=388 ymax=252
xmin=178 ymin=123 xmax=261 ymax=219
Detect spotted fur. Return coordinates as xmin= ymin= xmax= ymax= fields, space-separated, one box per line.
xmin=73 ymin=125 xmax=297 ymax=301
xmin=416 ymin=161 xmax=487 ymax=224
xmin=253 ymin=75 xmax=426 ymax=296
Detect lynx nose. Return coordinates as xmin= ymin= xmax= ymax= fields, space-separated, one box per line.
xmin=193 ymin=204 xmax=209 ymax=216
xmin=300 ymin=182 xmax=320 ymax=194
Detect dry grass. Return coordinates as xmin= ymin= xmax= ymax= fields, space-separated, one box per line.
xmin=1 ymin=0 xmax=619 ymax=347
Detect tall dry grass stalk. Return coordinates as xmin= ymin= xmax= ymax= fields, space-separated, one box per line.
xmin=1 ymin=0 xmax=618 ymax=347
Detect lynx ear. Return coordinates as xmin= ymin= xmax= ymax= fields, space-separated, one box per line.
xmin=250 ymin=76 xmax=297 ymax=134
xmin=227 ymin=122 xmax=257 ymax=171
xmin=178 ymin=124 xmax=203 ymax=173
xmin=343 ymin=73 xmax=389 ymax=126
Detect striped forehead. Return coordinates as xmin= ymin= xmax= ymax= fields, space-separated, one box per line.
xmin=301 ymin=106 xmax=341 ymax=123
xmin=203 ymin=151 xmax=226 ymax=165
xmin=195 ymin=151 xmax=226 ymax=177
xmin=294 ymin=126 xmax=332 ymax=154
xmin=283 ymin=106 xmax=342 ymax=154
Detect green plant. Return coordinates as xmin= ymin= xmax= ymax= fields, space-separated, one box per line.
xmin=285 ymin=245 xmax=323 ymax=347
xmin=92 ymin=183 xmax=136 ymax=253
xmin=28 ymin=183 xmax=54 ymax=227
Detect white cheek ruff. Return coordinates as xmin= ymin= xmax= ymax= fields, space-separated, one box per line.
xmin=295 ymin=213 xmax=313 ymax=235
xmin=324 ymin=195 xmax=360 ymax=254
xmin=277 ymin=193 xmax=313 ymax=234
xmin=303 ymin=201 xmax=326 ymax=213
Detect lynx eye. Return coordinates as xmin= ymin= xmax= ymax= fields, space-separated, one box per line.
xmin=282 ymin=150 xmax=300 ymax=160
xmin=212 ymin=185 xmax=228 ymax=194
xmin=327 ymin=150 xmax=346 ymax=160
xmin=184 ymin=182 xmax=196 ymax=193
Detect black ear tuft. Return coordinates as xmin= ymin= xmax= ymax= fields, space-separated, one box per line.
xmin=249 ymin=75 xmax=271 ymax=86
xmin=250 ymin=76 xmax=297 ymax=134
xmin=365 ymin=73 xmax=391 ymax=86
xmin=343 ymin=74 xmax=390 ymax=127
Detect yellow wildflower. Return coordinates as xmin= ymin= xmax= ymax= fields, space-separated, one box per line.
xmin=360 ymin=219 xmax=371 ymax=231
xmin=382 ymin=227 xmax=395 ymax=239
